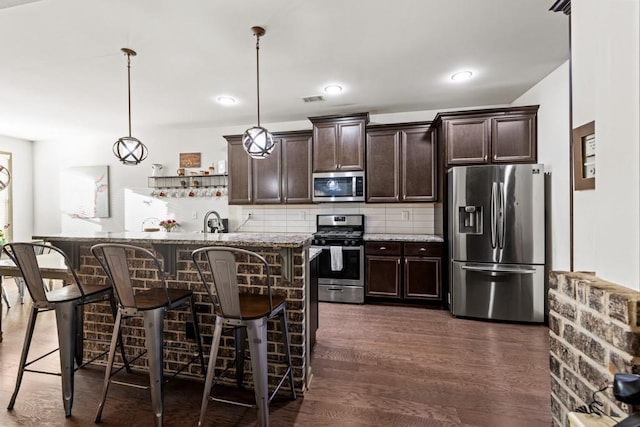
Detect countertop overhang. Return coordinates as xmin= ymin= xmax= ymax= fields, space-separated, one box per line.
xmin=34 ymin=231 xmax=313 ymax=248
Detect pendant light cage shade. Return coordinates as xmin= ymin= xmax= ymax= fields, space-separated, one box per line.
xmin=242 ymin=126 xmax=275 ymax=159
xmin=0 ymin=165 xmax=11 ymax=191
xmin=243 ymin=26 xmax=275 ymax=160
xmin=114 ymin=48 xmax=148 ymax=165
xmin=113 ymin=136 xmax=148 ymax=166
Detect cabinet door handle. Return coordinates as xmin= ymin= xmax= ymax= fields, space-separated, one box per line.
xmin=419 ymin=247 xmax=426 ymax=251
xmin=483 ymin=154 xmax=488 ymax=161
xmin=493 ymin=154 xmax=497 ymax=160
xmin=379 ymin=246 xmax=386 ymax=250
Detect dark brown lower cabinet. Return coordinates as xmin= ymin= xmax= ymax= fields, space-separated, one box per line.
xmin=365 ymin=241 xmax=442 ymax=304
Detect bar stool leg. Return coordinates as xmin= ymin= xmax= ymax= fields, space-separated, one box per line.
xmin=198 ymin=316 xmax=223 ymax=427
xmin=95 ymin=309 xmax=123 ymax=423
xmin=55 ymin=300 xmax=78 ymax=417
xmin=247 ymin=317 xmax=269 ymax=427
xmin=108 ymin=294 xmax=131 ymax=373
xmin=8 ymin=307 xmax=38 ymax=410
xmin=278 ymin=308 xmax=296 ymax=400
xmin=188 ymin=296 xmax=206 ymax=374
xmin=143 ymin=308 xmax=165 ymax=427
xmin=1 ymin=282 xmax=9 ymax=308
xmin=234 ymin=326 xmax=247 ymax=388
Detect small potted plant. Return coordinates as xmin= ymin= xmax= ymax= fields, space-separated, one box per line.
xmin=159 ymin=219 xmax=179 ymax=232
xmin=0 ymin=223 xmax=10 ymax=245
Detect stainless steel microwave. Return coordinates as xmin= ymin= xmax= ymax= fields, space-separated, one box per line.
xmin=312 ymin=171 xmax=365 ymax=202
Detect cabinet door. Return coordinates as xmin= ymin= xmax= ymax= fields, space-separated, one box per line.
xmin=444 ymin=117 xmax=490 ymax=166
xmin=402 ymin=126 xmax=436 ymax=202
xmin=282 ymin=133 xmax=312 ymax=203
xmin=337 ymin=121 xmax=365 ymax=171
xmin=227 ymin=137 xmax=253 ymax=205
xmin=491 ymin=113 xmax=537 ymax=163
xmin=404 ymin=256 xmax=441 ymax=300
xmin=312 ymin=123 xmax=339 ymax=172
xmin=366 ymin=255 xmax=401 ymax=298
xmin=252 ymin=140 xmax=282 ymax=204
xmin=366 ymin=129 xmax=400 ymax=202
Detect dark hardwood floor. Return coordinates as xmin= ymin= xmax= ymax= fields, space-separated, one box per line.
xmin=0 ymin=281 xmax=551 ymax=426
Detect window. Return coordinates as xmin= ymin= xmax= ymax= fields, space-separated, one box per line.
xmin=0 ymin=152 xmax=12 ymax=241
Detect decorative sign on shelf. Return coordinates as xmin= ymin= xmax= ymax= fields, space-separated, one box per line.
xmin=179 ymin=152 xmax=201 ymax=168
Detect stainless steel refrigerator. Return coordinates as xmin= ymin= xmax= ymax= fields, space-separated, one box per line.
xmin=448 ymin=164 xmax=545 ymax=323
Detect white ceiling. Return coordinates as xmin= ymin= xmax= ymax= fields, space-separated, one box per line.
xmin=0 ymin=0 xmax=569 ymax=142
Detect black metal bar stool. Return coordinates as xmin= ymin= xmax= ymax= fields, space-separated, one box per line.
xmin=191 ymin=246 xmax=296 ymax=427
xmin=91 ymin=243 xmax=205 ymax=427
xmin=3 ymin=242 xmax=127 ymax=417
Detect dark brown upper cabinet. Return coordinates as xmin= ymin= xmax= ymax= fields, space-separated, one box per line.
xmin=225 ymin=131 xmax=312 ymax=205
xmin=434 ymin=105 xmax=538 ymax=167
xmin=366 ymin=123 xmax=436 ymax=203
xmin=252 ymin=140 xmax=282 ymax=204
xmin=310 ymin=112 xmax=369 ymax=172
xmin=280 ymin=131 xmax=313 ymax=203
xmin=226 ymin=135 xmax=253 ymax=205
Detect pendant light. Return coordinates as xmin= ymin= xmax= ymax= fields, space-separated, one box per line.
xmin=242 ymin=26 xmax=275 ymax=160
xmin=113 ymin=48 xmax=148 ymax=165
xmin=0 ymin=165 xmax=10 ymax=191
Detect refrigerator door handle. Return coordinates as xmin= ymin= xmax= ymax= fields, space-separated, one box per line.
xmin=461 ymin=265 xmax=537 ymax=275
xmin=498 ymin=182 xmax=506 ymax=249
xmin=490 ymin=182 xmax=497 ymax=248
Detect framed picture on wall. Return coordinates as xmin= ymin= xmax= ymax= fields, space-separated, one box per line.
xmin=572 ymin=121 xmax=595 ymax=191
xmin=61 ymin=166 xmax=110 ymax=218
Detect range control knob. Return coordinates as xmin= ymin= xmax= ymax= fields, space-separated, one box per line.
xmin=321 ymin=239 xmax=326 ymax=246
xmin=344 ymin=240 xmax=349 ymax=246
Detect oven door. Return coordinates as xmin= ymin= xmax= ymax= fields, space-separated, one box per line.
xmin=315 ymin=245 xmax=364 ymax=286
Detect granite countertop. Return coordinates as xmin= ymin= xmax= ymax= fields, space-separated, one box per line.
xmin=34 ymin=231 xmax=313 ymax=248
xmin=363 ymin=233 xmax=444 ymax=243
xmin=309 ymin=247 xmax=322 ymax=261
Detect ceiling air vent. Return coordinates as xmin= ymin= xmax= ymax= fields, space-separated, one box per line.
xmin=302 ymin=95 xmax=324 ymax=103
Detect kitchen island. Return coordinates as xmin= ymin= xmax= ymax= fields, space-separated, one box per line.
xmin=33 ymin=231 xmax=315 ymax=393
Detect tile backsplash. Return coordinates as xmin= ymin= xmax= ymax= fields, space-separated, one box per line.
xmin=228 ymin=203 xmax=443 ymax=235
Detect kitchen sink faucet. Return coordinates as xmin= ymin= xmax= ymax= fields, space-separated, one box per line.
xmin=203 ymin=210 xmax=225 ymax=233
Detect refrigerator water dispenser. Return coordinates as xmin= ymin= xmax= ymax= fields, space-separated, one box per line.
xmin=459 ymin=206 xmax=483 ymax=234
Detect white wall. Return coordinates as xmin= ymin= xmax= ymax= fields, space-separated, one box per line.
xmin=512 ymin=61 xmax=571 ymax=271
xmin=0 ymin=135 xmax=33 ymax=241
xmin=33 ymin=107 xmax=509 ymax=237
xmin=572 ymin=0 xmax=640 ymax=289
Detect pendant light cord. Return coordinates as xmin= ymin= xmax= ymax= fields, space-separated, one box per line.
xmin=126 ymin=51 xmax=133 ymax=137
xmin=255 ymin=33 xmax=261 ymax=127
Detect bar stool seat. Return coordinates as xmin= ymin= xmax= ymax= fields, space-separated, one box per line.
xmin=3 ymin=242 xmax=126 ymax=418
xmin=43 ymin=283 xmax=110 ymax=303
xmin=133 ymin=287 xmax=194 ymax=310
xmin=239 ymin=294 xmax=286 ymax=319
xmin=192 ymin=247 xmax=296 ymax=427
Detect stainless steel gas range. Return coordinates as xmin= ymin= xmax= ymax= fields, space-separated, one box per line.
xmin=312 ymin=214 xmax=365 ymax=304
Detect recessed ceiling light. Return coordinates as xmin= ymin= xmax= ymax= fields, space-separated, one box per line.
xmin=324 ymin=85 xmax=343 ymax=94
xmin=216 ymin=96 xmax=236 ymax=105
xmin=451 ymin=71 xmax=473 ymax=81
